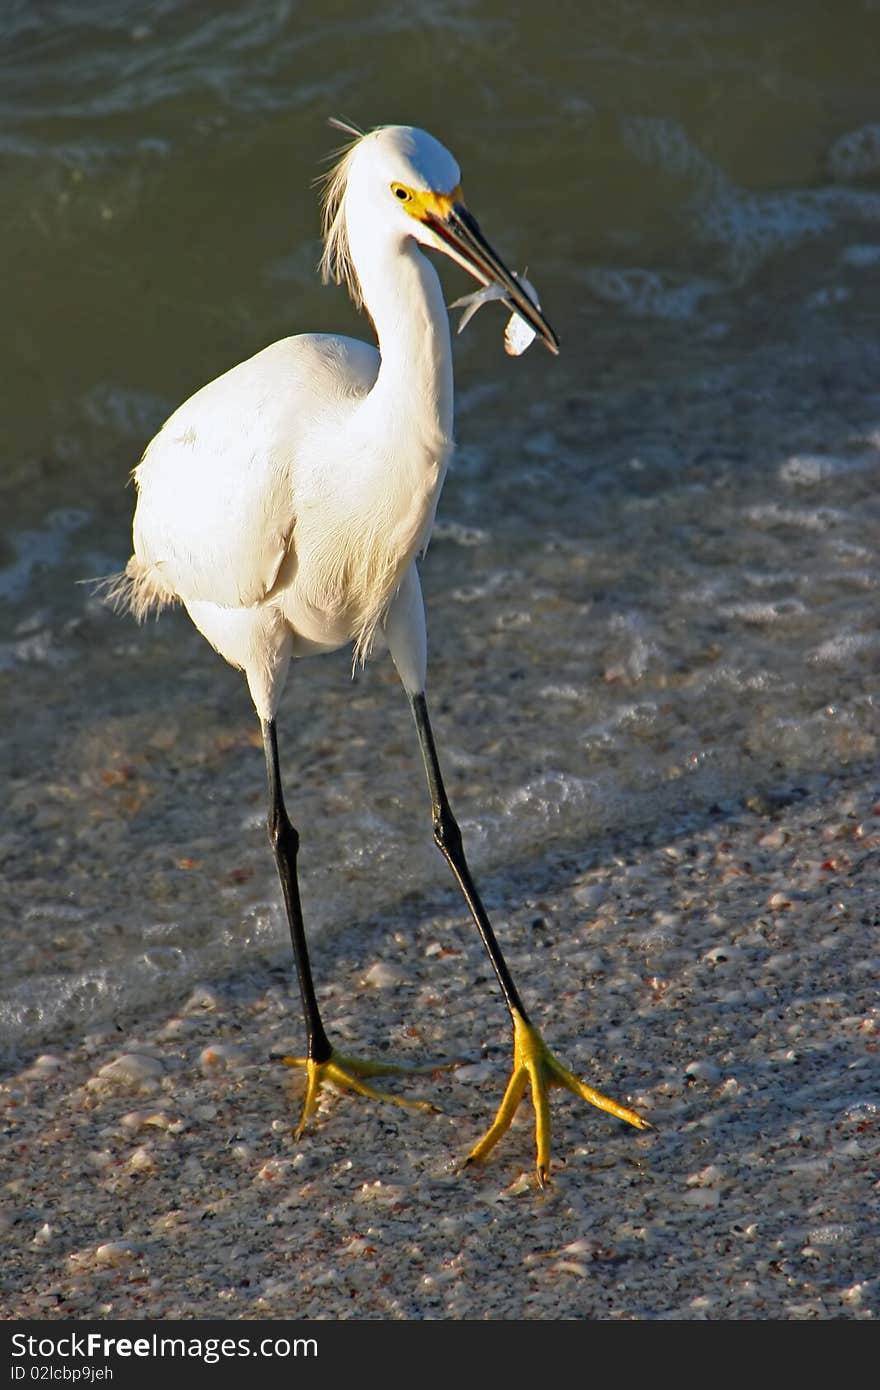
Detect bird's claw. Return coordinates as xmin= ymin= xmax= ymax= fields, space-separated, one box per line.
xmin=465 ymin=1010 xmax=652 ymax=1185
xmin=276 ymin=1049 xmax=442 ymax=1135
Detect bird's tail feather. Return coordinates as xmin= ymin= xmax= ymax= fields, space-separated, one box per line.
xmin=90 ymin=559 xmax=175 ymax=621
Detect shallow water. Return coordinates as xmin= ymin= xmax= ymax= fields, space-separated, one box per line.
xmin=1 ymin=1 xmax=878 ymax=1058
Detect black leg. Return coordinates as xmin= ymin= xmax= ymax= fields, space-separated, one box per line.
xmin=408 ymin=691 xmax=650 ymax=1183
xmin=263 ymin=717 xmax=446 ymax=1134
xmin=409 ymin=692 xmax=529 ymax=1024
xmin=261 ymin=717 xmax=331 ymax=1064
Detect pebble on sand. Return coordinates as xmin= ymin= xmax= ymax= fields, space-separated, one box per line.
xmin=89 ymin=1054 xmax=165 ymax=1093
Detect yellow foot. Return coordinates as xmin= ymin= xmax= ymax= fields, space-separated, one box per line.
xmin=466 ymin=1010 xmax=652 ymax=1186
xmin=276 ymin=1049 xmax=442 ymax=1137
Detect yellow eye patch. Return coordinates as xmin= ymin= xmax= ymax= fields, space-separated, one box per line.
xmin=390 ymin=182 xmax=464 ymax=220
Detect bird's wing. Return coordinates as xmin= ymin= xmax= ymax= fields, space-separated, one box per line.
xmin=130 ymin=334 xmax=379 ymax=611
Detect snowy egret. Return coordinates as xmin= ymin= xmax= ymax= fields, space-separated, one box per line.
xmin=116 ymin=122 xmax=649 ymax=1184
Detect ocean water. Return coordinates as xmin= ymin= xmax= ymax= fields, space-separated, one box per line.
xmin=1 ymin=0 xmax=878 ymax=1058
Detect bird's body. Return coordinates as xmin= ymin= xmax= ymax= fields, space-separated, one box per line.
xmin=128 ymin=287 xmax=451 ymax=701
xmin=119 ymin=123 xmax=648 ymax=1183
xmin=127 ymin=325 xmax=442 ymax=706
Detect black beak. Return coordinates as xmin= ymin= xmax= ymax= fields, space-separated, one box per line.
xmin=426 ymin=202 xmax=560 ymax=355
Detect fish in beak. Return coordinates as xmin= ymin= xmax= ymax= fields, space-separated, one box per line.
xmin=414 ymin=189 xmax=560 ymax=355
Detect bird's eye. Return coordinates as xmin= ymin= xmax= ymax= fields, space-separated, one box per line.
xmin=391 ymin=183 xmax=412 ymax=202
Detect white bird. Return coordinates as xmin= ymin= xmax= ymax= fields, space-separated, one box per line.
xmin=116 ymin=121 xmax=649 ymax=1184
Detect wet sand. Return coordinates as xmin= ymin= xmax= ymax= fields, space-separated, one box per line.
xmin=2 ymin=764 xmax=877 ymax=1320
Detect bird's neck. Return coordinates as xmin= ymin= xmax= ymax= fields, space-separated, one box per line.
xmin=355 ymin=237 xmax=454 ymax=453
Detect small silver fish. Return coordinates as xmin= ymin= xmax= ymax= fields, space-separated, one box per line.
xmin=450 ymin=272 xmax=541 ymax=356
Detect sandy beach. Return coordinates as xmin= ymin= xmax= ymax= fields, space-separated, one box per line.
xmin=3 ymin=763 xmax=877 ymax=1320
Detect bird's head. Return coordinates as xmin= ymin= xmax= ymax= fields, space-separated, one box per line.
xmin=320 ymin=122 xmax=559 ymax=355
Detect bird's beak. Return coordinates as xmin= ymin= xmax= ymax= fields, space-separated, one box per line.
xmin=421 ymin=193 xmax=560 ymax=355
